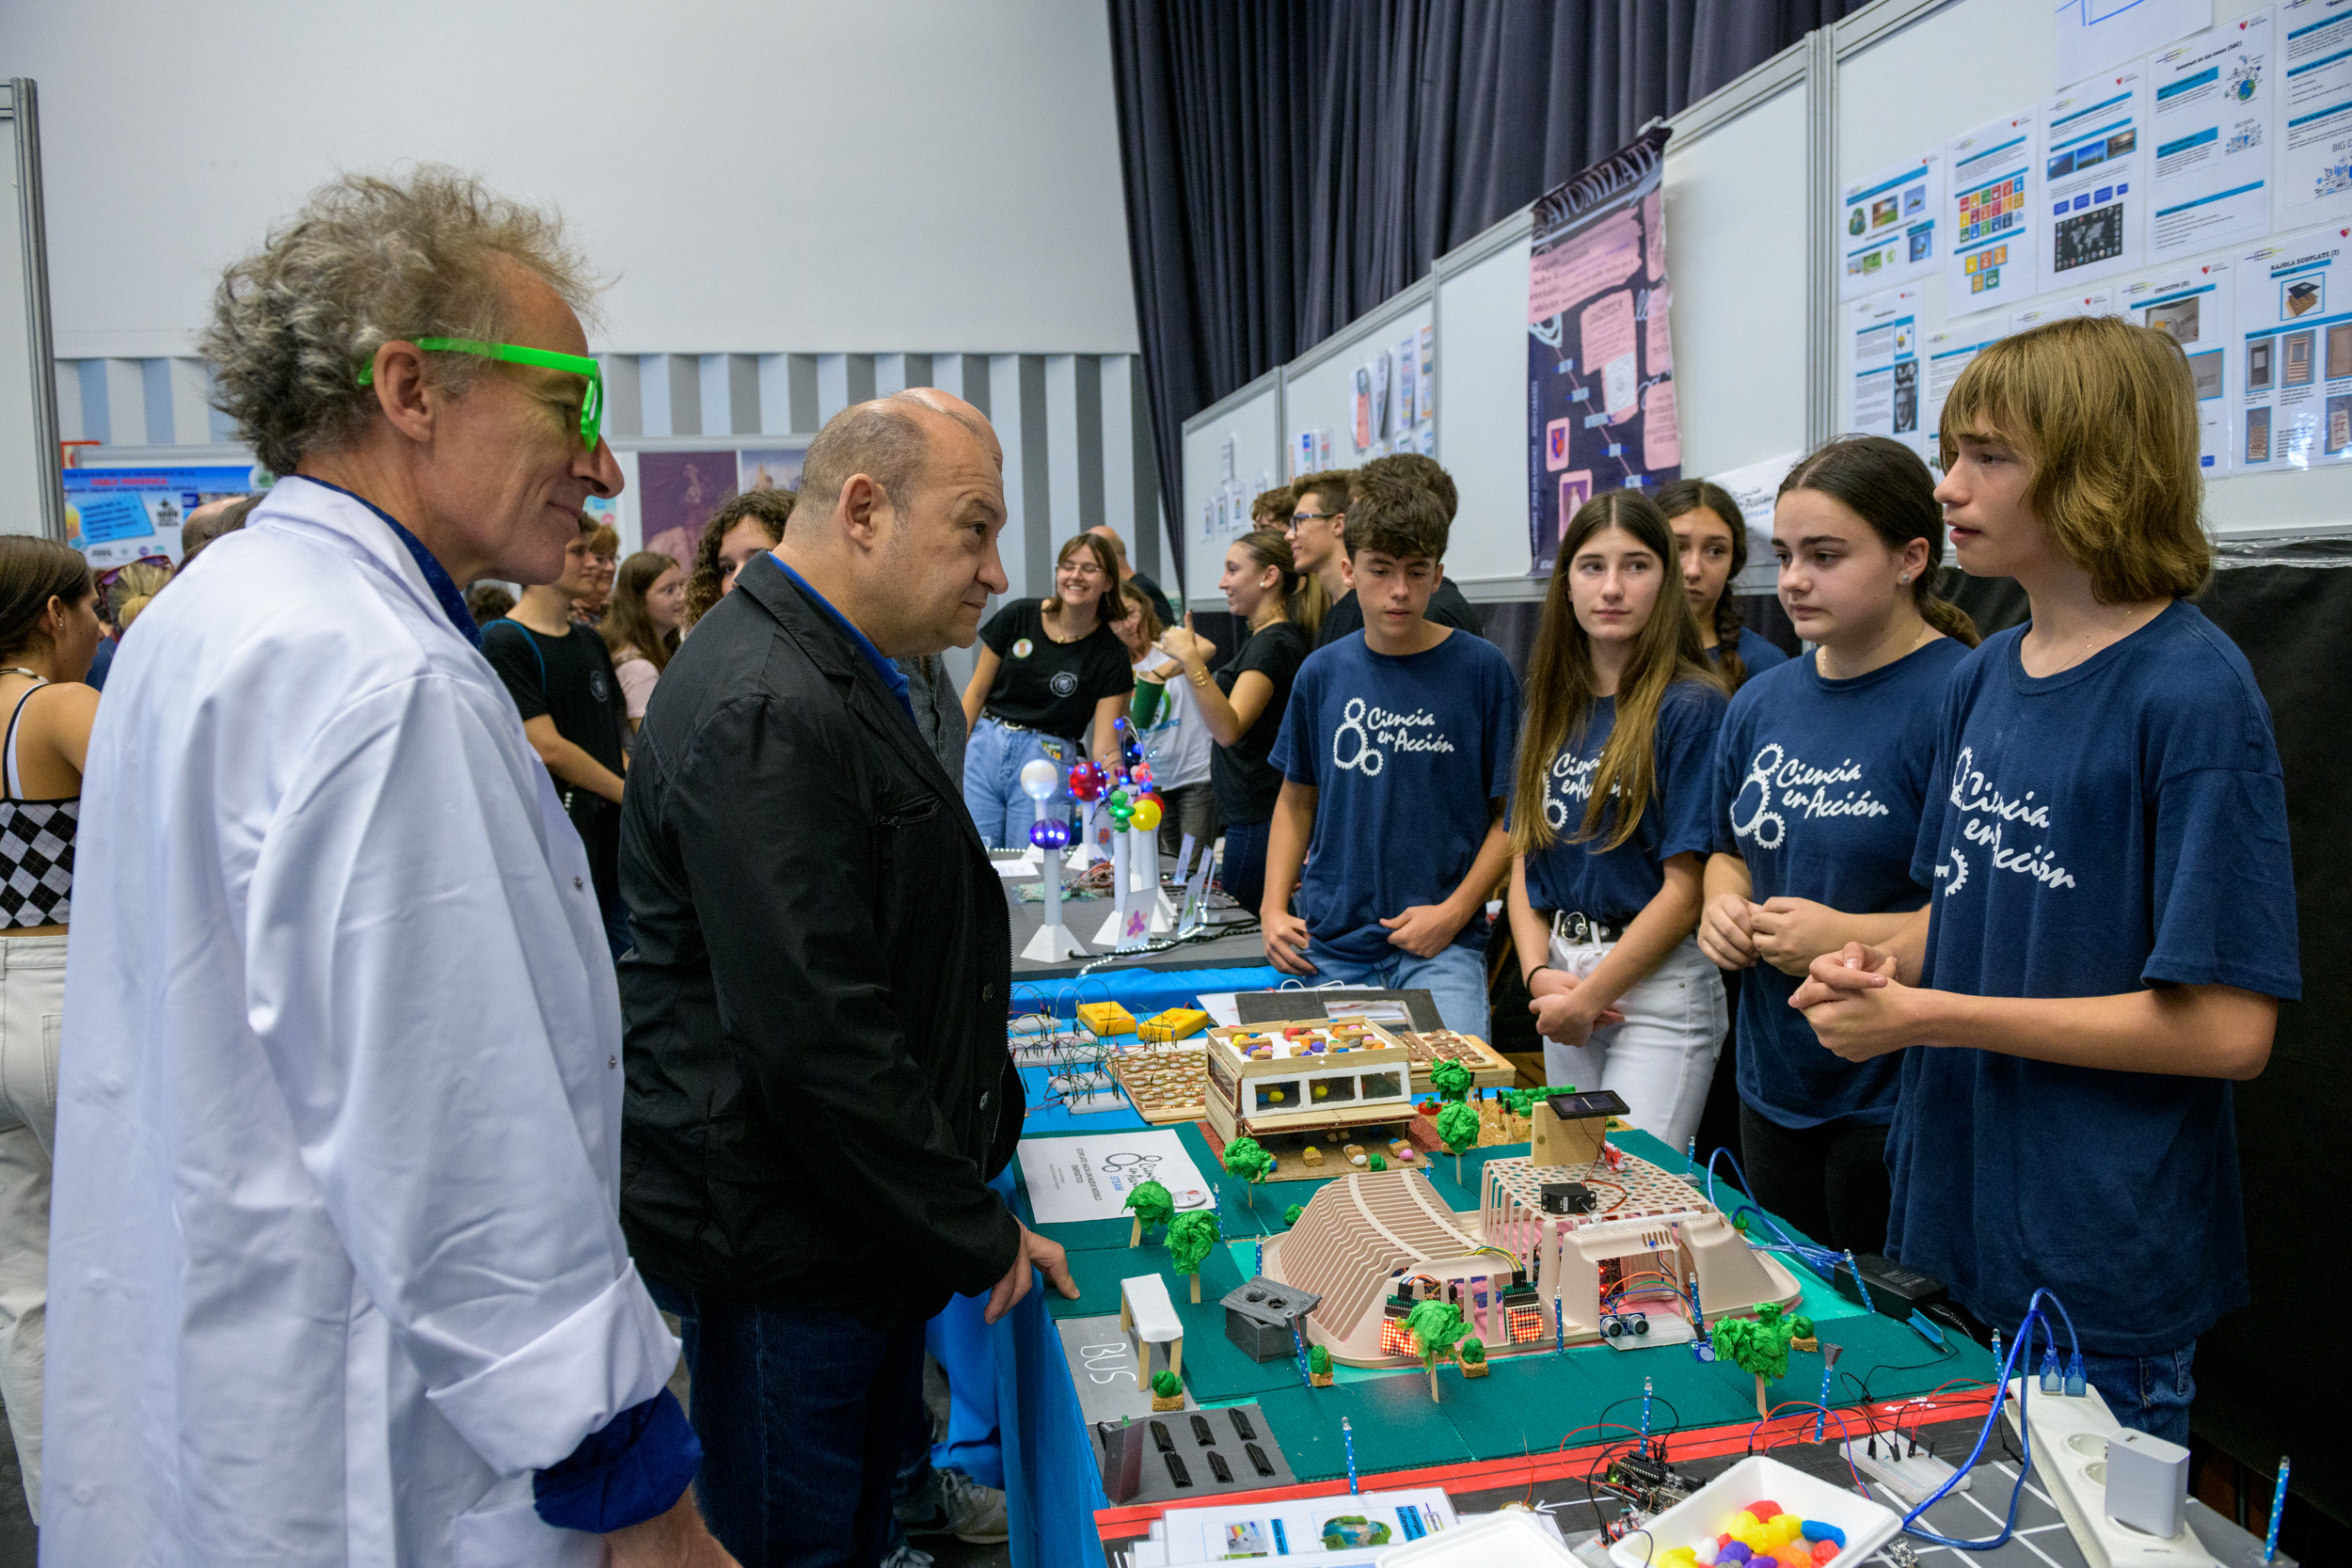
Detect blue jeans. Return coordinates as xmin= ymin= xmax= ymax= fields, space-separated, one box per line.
xmin=2079 ymin=1342 xmax=2197 ymax=1447
xmin=647 ymin=1276 xmax=926 ymax=1568
xmin=961 ymin=719 xmax=1075 ymax=849
xmin=1301 ymin=936 xmax=1491 ymax=1037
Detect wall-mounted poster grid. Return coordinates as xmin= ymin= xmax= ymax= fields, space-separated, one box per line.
xmin=1526 ymin=126 xmax=1677 ymax=574
xmin=1840 ymin=151 xmax=1945 ymax=298
xmin=2042 ymin=65 xmax=2151 ymax=287
xmin=2239 ymin=222 xmax=2352 ymax=467
xmin=2280 ymin=0 xmax=2352 ymax=225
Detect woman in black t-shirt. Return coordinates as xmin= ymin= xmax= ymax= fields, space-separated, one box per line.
xmin=959 ymin=533 xmax=1136 ymax=847
xmin=1152 ymin=530 xmax=1321 ymax=911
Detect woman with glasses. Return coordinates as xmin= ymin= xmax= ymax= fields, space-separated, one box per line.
xmin=0 ymin=537 xmax=104 ymax=1520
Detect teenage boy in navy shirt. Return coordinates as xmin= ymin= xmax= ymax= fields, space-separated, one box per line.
xmin=1262 ymin=467 xmax=1521 ymax=1036
xmin=1792 ymin=317 xmax=2297 ymax=1444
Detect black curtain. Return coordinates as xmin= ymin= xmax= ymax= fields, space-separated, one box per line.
xmin=1106 ymin=0 xmax=1867 ymax=578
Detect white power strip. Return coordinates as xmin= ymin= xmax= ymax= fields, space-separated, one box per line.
xmin=2003 ymin=1379 xmax=2215 ymax=1568
xmin=1840 ymin=1437 xmax=1970 ymax=1508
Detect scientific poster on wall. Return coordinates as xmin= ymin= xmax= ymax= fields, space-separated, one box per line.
xmin=2237 ymin=222 xmax=2352 ymax=466
xmin=1839 ymin=151 xmax=1945 ymax=298
xmin=1844 ymin=287 xmax=1928 ymax=458
xmin=2280 ymin=0 xmax=2352 ymax=221
xmin=61 ymin=464 xmax=262 ymax=569
xmin=2056 ymin=0 xmax=2210 ymax=85
xmin=1526 ymin=126 xmax=1677 ymax=574
xmin=2042 ymin=67 xmax=2151 ymax=285
xmin=1922 ymin=318 xmax=2009 ymax=451
xmin=2149 ymin=11 xmax=2275 ymax=260
xmin=638 ymin=451 xmax=739 ymax=570
xmin=1947 ymin=112 xmax=2042 ymax=309
xmin=2117 ymin=257 xmax=2238 ymax=472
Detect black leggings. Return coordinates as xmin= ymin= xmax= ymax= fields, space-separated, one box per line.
xmin=1737 ymin=1102 xmax=1892 ymax=1259
xmin=1219 ymin=817 xmax=1271 ymax=914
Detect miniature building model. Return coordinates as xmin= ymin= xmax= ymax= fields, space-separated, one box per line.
xmin=1219 ymin=1275 xmax=1324 ymax=1362
xmin=1265 ymin=1139 xmax=1802 ymax=1368
xmin=1201 ymin=1016 xmax=1418 ymax=1144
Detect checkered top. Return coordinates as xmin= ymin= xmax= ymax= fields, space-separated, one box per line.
xmin=0 ymin=800 xmax=74 ymax=927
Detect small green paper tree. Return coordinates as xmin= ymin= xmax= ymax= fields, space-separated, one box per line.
xmin=1151 ymin=1369 xmax=1181 ymax=1399
xmin=1711 ymin=1302 xmax=1818 ymax=1417
xmin=1367 ymin=1151 xmax=1388 ymax=1172
xmin=1436 ymin=1101 xmax=1482 ymax=1182
xmin=1282 ymin=1202 xmax=1304 ymax=1228
xmin=1308 ymin=1343 xmax=1331 ymax=1376
xmin=1221 ymin=1136 xmax=1276 ymax=1206
xmin=1166 ymin=1211 xmax=1220 ymax=1302
xmin=1124 ymin=1180 xmax=1174 ymax=1247
xmin=1458 ymin=1337 xmax=1486 ymax=1367
xmin=1404 ymin=1298 xmax=1469 ymax=1402
xmin=1428 ymin=1057 xmax=1473 ymax=1103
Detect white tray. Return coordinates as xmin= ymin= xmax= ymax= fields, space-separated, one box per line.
xmin=1606 ymin=1454 xmax=1901 ymax=1568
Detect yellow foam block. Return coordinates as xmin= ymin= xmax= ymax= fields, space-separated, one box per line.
xmin=1136 ymin=1007 xmax=1209 ymax=1042
xmin=1076 ymin=1001 xmax=1136 ymax=1037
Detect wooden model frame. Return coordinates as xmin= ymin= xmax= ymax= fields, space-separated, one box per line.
xmin=1200 ymin=1015 xmax=1418 ymax=1144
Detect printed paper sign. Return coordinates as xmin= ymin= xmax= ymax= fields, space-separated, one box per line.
xmin=1016 ymin=1131 xmax=1213 ymax=1224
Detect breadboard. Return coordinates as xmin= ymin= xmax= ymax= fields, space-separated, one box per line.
xmin=1841 ymin=1437 xmax=1971 ymax=1507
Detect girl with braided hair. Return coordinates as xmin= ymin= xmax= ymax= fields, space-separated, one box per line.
xmin=1656 ymin=478 xmax=1788 ymax=692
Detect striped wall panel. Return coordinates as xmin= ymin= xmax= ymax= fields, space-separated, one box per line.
xmin=55 ymin=351 xmax=1168 ymax=600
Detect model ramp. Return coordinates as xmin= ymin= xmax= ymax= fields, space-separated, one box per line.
xmin=1265 ymin=1169 xmax=1480 ymax=1363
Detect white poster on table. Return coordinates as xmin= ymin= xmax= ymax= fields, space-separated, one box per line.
xmin=1845 ymin=287 xmax=1928 ymax=458
xmin=2118 ymin=255 xmax=2239 ymax=473
xmin=1948 ymin=111 xmax=2043 ymax=309
xmin=2042 ymin=66 xmax=2152 ymax=286
xmin=1016 ymin=1130 xmax=1214 ymax=1224
xmin=2149 ymin=10 xmax=2277 ymax=260
xmin=2236 ymin=223 xmax=2352 ymax=467
xmin=1702 ymin=448 xmax=1806 ymax=577
xmin=2280 ymin=0 xmax=2352 ymax=222
xmin=1840 ymin=152 xmax=1946 ymax=298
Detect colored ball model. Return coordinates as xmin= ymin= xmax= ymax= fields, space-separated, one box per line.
xmin=1131 ymin=798 xmax=1164 ymax=832
xmin=1018 ymin=758 xmax=1060 ymax=801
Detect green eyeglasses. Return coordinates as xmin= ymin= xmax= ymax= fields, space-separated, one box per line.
xmin=357 ymin=337 xmax=605 ymax=452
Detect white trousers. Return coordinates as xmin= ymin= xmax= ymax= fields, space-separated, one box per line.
xmin=1541 ymin=932 xmax=1725 ymax=1155
xmin=0 ymin=932 xmax=59 ymax=1522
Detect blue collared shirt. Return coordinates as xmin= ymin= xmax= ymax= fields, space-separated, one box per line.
xmin=294 ymin=475 xmax=482 ymax=648
xmin=765 ymin=553 xmax=916 ymax=723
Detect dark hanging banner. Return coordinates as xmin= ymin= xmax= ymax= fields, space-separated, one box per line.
xmin=1526 ymin=126 xmax=1677 ymax=574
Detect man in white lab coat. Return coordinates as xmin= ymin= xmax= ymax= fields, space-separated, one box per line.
xmin=42 ymin=170 xmax=733 ymax=1566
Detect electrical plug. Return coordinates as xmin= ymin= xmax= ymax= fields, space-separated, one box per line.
xmin=2064 ymin=1352 xmax=2086 ymax=1398
xmin=2038 ymin=1347 xmax=2061 ymax=1394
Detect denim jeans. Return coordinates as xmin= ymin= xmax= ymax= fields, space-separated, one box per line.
xmin=961 ymin=719 xmax=1075 ymax=849
xmin=1301 ymin=937 xmax=1491 ymax=1037
xmin=646 ymin=1276 xmax=926 ymax=1568
xmin=2079 ymin=1342 xmax=2197 ymax=1447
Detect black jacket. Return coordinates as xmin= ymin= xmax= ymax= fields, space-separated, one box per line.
xmin=617 ymin=553 xmax=1022 ymax=1321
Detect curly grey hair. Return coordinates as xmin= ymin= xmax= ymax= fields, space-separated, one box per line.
xmin=199 ymin=167 xmax=597 ymax=475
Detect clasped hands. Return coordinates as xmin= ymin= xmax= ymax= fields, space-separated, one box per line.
xmin=1696 ymin=893 xmax=1847 ymax=976
xmin=1525 ymin=966 xmax=1624 ymax=1049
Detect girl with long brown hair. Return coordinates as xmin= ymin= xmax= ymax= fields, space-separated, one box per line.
xmin=600 ymin=551 xmax=686 ymax=738
xmin=1503 ymin=490 xmax=1728 ymax=1148
xmin=1693 ymin=435 xmax=1978 ymax=1256
xmin=1656 ymin=478 xmax=1789 ymax=691
xmin=958 ymin=532 xmax=1134 ymax=847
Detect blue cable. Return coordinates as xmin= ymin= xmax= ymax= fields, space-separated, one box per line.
xmin=1896 ymin=1287 xmax=2081 ymax=1552
xmin=1702 ymin=1148 xmax=1844 ymax=1275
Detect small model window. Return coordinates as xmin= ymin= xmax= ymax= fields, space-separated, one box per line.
xmin=1253 ymin=1079 xmax=1301 ymax=1112
xmin=1308 ymin=1075 xmax=1357 ymax=1103
xmin=1359 ymin=1070 xmax=1405 ymax=1101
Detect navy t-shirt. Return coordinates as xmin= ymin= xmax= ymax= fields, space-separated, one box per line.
xmin=1710 ymin=626 xmax=1790 ymax=681
xmin=1713 ymin=639 xmax=1968 ymax=1130
xmin=1521 ymin=679 xmax=1725 ymax=923
xmin=1271 ymin=630 xmax=1521 ymax=962
xmin=1890 ymin=602 xmax=2299 ymax=1354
